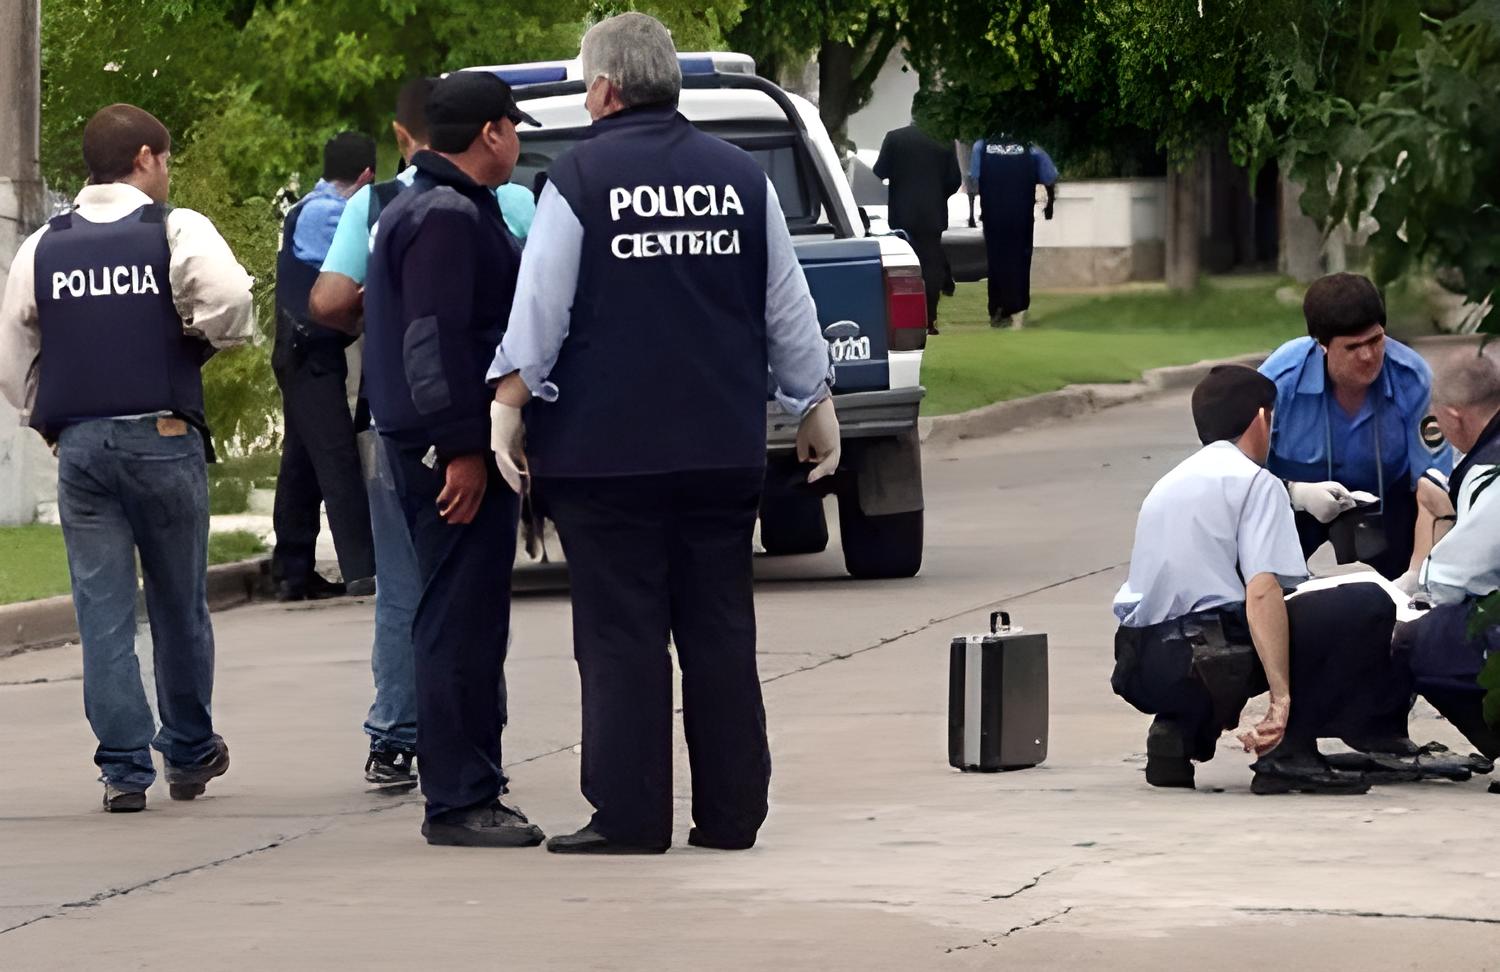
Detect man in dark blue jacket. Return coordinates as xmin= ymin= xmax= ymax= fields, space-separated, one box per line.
xmin=490 ymin=13 xmax=839 ymax=854
xmin=362 ymin=72 xmax=544 ymax=848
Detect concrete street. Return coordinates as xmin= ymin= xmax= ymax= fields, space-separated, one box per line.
xmin=3 ymin=390 xmax=1497 ymax=970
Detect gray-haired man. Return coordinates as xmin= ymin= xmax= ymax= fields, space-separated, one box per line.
xmin=489 ymin=13 xmax=839 ymax=853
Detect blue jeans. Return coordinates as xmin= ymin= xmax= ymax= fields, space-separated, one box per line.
xmin=360 ymin=430 xmax=421 ymax=753
xmin=56 ymin=418 xmax=218 ymax=791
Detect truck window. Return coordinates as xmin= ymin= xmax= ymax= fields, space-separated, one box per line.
xmin=514 ymin=129 xmax=827 ymax=232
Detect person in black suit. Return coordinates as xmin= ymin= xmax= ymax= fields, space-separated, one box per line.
xmin=874 ymin=123 xmax=962 ymax=335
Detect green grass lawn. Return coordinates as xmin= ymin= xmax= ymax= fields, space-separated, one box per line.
xmin=0 ymin=526 xmax=267 ymax=606
xmin=922 ymin=275 xmax=1310 ymax=416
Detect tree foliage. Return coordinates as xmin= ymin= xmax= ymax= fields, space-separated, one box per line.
xmin=40 ymin=0 xmax=742 ymax=454
xmin=1243 ymin=1 xmax=1500 ymax=319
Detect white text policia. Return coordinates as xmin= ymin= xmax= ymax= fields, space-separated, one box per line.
xmin=609 ymin=183 xmax=745 ymax=261
xmin=51 ymin=264 xmax=162 ymax=300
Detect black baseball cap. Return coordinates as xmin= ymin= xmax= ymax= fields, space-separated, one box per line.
xmin=1191 ymin=364 xmax=1278 ymax=445
xmin=426 ymin=72 xmax=540 ymax=152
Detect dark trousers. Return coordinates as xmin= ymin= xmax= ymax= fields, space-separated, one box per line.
xmin=1112 ymin=584 xmax=1405 ymax=761
xmin=384 ymin=440 xmax=517 ymax=821
xmin=271 ymin=348 xmax=374 ymax=585
xmin=538 ymin=468 xmax=771 ymax=847
xmin=903 ymin=229 xmax=947 ymax=325
xmin=1294 ymin=485 xmax=1417 ymax=581
xmin=982 ymin=215 xmax=1034 ymax=318
xmin=1393 ymin=600 xmax=1500 ymax=758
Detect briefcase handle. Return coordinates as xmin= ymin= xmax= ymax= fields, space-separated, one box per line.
xmin=990 ymin=611 xmax=1011 ymax=634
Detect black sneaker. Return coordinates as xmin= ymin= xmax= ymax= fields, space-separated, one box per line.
xmin=345 ymin=576 xmax=377 ymax=598
xmin=304 ymin=573 xmax=347 ymax=600
xmin=165 ymin=737 xmax=230 ymax=800
xmin=545 ymin=824 xmax=668 ymax=855
xmin=421 ymin=800 xmax=545 ymax=848
xmin=365 ymin=749 xmax=418 ymax=791
xmin=103 ymin=784 xmax=147 ymax=813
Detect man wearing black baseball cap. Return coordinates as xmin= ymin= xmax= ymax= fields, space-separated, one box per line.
xmin=360 ymin=71 xmax=543 ymax=847
xmin=1110 ymin=365 xmax=1417 ymax=794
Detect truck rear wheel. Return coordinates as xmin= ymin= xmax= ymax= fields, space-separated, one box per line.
xmin=759 ymin=491 xmax=829 ymax=555
xmin=837 ymin=495 xmax=923 ymax=579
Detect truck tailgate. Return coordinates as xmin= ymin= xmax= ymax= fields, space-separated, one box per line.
xmin=794 ymin=238 xmax=889 ymax=393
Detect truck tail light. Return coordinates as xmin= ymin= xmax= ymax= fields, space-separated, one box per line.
xmin=885 ymin=264 xmax=927 ymax=352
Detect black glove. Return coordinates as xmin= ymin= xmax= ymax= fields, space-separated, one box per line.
xmin=1043 ymin=202 xmax=1055 ymax=221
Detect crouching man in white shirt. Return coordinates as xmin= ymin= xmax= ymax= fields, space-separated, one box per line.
xmin=1112 ymin=365 xmax=1414 ymax=794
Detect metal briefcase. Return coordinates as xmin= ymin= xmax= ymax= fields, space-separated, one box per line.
xmin=949 ymin=611 xmax=1049 ymax=772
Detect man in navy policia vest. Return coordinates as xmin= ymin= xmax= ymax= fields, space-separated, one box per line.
xmin=971 ymin=133 xmax=1057 ymax=328
xmin=271 ymin=131 xmax=378 ymax=602
xmin=362 ymin=71 xmax=546 ymax=848
xmin=490 ymin=13 xmax=842 ymax=854
xmin=0 ymin=104 xmax=254 ymax=812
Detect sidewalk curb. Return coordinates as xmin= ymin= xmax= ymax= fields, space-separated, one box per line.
xmin=0 ymin=556 xmax=272 ymax=659
xmin=920 ymin=353 xmax=1269 ymax=447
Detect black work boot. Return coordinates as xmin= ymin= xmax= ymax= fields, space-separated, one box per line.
xmin=365 ymin=749 xmax=417 ymax=791
xmin=165 ymin=737 xmax=230 ymax=800
xmin=1251 ymin=749 xmax=1369 ymax=795
xmin=103 ymin=784 xmax=147 ymax=813
xmin=422 ymin=800 xmax=545 ymax=848
xmin=545 ymin=825 xmax=668 ymax=855
xmin=1144 ymin=719 xmax=1195 ymax=789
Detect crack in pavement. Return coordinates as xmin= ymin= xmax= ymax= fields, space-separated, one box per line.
xmin=5 ymin=562 xmax=1127 ymax=935
xmin=988 ymin=865 xmax=1064 ymax=900
xmin=1 ymin=793 xmax=421 ymax=936
xmin=1239 ymin=907 xmax=1500 ymax=926
xmin=946 ymin=906 xmax=1077 ymax=952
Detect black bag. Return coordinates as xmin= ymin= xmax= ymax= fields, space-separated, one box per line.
xmin=948 ymin=611 xmax=1049 ymax=772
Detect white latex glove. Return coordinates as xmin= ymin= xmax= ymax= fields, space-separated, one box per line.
xmin=796 ymin=397 xmax=841 ymax=484
xmin=1287 ymin=480 xmax=1357 ymax=524
xmin=489 ymin=400 xmax=527 ymax=494
xmin=1392 ymin=568 xmax=1423 ymax=596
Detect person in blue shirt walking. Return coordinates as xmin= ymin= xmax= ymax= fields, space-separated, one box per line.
xmin=489 ymin=13 xmax=840 ymax=854
xmin=1260 ymin=273 xmax=1454 ymax=582
xmin=307 ymin=77 xmax=536 ymax=792
xmin=271 ymin=132 xmax=377 ymax=603
xmin=971 ymin=135 xmax=1057 ymax=328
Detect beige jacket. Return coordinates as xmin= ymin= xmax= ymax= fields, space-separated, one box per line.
xmin=0 ymin=183 xmax=256 ymax=419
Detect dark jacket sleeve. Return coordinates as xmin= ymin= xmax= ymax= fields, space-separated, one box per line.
xmin=873 ymin=131 xmax=893 ymax=180
xmin=942 ymin=147 xmax=962 ymax=198
xmin=398 ymin=203 xmax=492 ymax=458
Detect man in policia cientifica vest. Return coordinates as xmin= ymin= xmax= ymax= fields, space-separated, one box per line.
xmin=489 ymin=13 xmax=841 ymax=855
xmin=0 ymin=104 xmax=254 ymax=813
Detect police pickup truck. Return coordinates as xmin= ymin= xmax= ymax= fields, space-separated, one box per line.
xmin=481 ymin=53 xmax=927 ymax=579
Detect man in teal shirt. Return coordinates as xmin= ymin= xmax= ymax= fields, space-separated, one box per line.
xmin=306 ymin=76 xmax=534 ymax=791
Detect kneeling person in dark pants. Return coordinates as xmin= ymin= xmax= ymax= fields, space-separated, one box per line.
xmin=362 ymin=72 xmax=544 ymax=847
xmin=1113 ymin=365 xmax=1409 ymax=794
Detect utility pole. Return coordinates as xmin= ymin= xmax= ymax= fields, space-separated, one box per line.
xmin=0 ymin=0 xmax=53 ymax=526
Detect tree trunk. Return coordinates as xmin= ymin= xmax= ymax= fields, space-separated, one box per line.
xmin=1278 ymin=171 xmax=1327 ymax=283
xmin=817 ymin=40 xmax=855 ymax=149
xmin=1165 ymin=151 xmax=1205 ymax=292
xmin=0 ymin=0 xmax=54 ymax=526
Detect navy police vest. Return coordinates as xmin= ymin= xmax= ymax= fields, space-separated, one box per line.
xmin=527 ymin=105 xmax=770 ymax=477
xmin=31 ymin=203 xmax=205 ymax=438
xmin=273 ymin=196 xmax=345 ymax=371
xmin=978 ymin=138 xmax=1039 ymax=224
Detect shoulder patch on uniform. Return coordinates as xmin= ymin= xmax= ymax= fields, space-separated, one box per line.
xmin=1421 ymin=415 xmax=1446 ymax=452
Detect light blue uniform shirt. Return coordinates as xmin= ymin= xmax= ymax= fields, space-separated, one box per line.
xmin=291 ymin=179 xmax=350 ymax=266
xmin=488 ymin=176 xmax=832 ymax=417
xmin=969 ymin=140 xmax=1058 ymax=185
xmin=1114 ymin=441 xmax=1309 ymax=628
xmin=320 ymin=166 xmax=536 ymax=284
xmin=1260 ymin=336 xmax=1453 ymax=495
